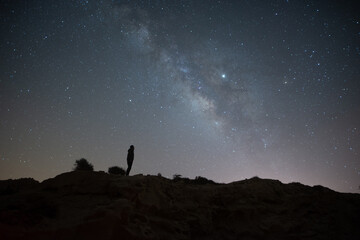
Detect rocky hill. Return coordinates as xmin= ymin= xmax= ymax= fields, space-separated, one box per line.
xmin=0 ymin=171 xmax=359 ymax=240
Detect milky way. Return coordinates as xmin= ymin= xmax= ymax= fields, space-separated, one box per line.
xmin=1 ymin=0 xmax=359 ymax=192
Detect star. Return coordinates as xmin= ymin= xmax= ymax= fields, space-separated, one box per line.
xmin=0 ymin=0 xmax=359 ymax=193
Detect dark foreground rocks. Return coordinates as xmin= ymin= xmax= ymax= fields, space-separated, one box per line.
xmin=0 ymin=171 xmax=359 ymax=240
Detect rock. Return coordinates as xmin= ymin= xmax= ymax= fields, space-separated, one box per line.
xmin=0 ymin=172 xmax=359 ymax=240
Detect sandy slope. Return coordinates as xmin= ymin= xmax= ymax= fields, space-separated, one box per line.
xmin=0 ymin=171 xmax=359 ymax=240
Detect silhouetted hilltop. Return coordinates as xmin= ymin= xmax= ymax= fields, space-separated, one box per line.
xmin=0 ymin=171 xmax=359 ymax=240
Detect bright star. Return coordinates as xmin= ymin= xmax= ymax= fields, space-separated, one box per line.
xmin=221 ymin=74 xmax=226 ymax=78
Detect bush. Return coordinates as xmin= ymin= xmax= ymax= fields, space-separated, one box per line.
xmin=173 ymin=174 xmax=182 ymax=180
xmin=193 ymin=176 xmax=216 ymax=185
xmin=108 ymin=166 xmax=125 ymax=175
xmin=172 ymin=174 xmax=193 ymax=183
xmin=73 ymin=158 xmax=94 ymax=171
xmin=172 ymin=174 xmax=183 ymax=183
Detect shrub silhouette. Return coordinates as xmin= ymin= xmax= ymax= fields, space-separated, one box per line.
xmin=172 ymin=174 xmax=218 ymax=185
xmin=73 ymin=158 xmax=93 ymax=171
xmin=194 ymin=176 xmax=216 ymax=185
xmin=108 ymin=166 xmax=125 ymax=175
xmin=173 ymin=174 xmax=182 ymax=180
xmin=172 ymin=174 xmax=192 ymax=183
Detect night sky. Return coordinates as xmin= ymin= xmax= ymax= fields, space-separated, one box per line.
xmin=1 ymin=0 xmax=359 ymax=193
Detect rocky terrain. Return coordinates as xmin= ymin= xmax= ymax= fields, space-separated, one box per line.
xmin=0 ymin=171 xmax=359 ymax=240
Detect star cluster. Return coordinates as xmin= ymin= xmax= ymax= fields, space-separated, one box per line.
xmin=0 ymin=0 xmax=359 ymax=192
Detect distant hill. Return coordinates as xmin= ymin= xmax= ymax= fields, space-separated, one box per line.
xmin=0 ymin=171 xmax=359 ymax=240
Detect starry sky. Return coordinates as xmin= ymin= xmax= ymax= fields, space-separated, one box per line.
xmin=1 ymin=0 xmax=359 ymax=193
